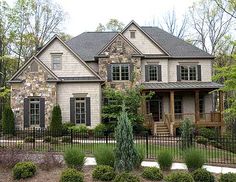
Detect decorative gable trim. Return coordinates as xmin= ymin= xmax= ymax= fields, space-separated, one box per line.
xmin=35 ymin=35 xmax=103 ymax=80
xmin=121 ymin=20 xmax=170 ymax=56
xmin=9 ymin=56 xmax=60 ymax=83
xmin=97 ymin=33 xmax=143 ymax=56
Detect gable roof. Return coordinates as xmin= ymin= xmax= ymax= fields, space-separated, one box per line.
xmin=97 ymin=33 xmax=143 ymax=56
xmin=66 ymin=21 xmax=214 ymax=61
xmin=9 ymin=56 xmax=60 ymax=83
xmin=66 ymin=32 xmax=117 ymax=61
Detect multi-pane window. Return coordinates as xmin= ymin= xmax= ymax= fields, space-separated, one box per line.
xmin=130 ymin=31 xmax=136 ymax=38
xmin=111 ymin=64 xmax=130 ymax=81
xmin=52 ymin=54 xmax=62 ymax=70
xmin=29 ymin=98 xmax=40 ymax=126
xmin=180 ymin=65 xmax=197 ymax=81
xmin=75 ymin=98 xmax=86 ymax=124
xmin=149 ymin=65 xmax=158 ymax=81
xmin=174 ymin=96 xmax=182 ymax=119
xmin=199 ymin=95 xmax=204 ymax=118
xmin=30 ymin=61 xmax=38 ymax=72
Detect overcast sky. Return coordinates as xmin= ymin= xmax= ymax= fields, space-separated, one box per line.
xmin=8 ymin=0 xmax=196 ymax=36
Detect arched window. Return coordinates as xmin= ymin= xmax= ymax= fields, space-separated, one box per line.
xmin=30 ymin=61 xmax=38 ymax=72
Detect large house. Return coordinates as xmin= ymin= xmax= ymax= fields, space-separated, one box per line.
xmin=9 ymin=21 xmax=224 ymax=136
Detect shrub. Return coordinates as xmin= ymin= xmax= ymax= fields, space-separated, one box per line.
xmin=43 ymin=136 xmax=52 ymax=143
xmin=50 ymin=137 xmax=59 ymax=144
xmin=69 ymin=125 xmax=89 ymax=136
xmin=60 ymin=168 xmax=83 ymax=182
xmin=180 ymin=118 xmax=194 ymax=149
xmin=192 ymin=168 xmax=215 ymax=182
xmin=92 ymin=165 xmax=116 ymax=181
xmin=50 ymin=105 xmax=63 ymax=136
xmin=24 ymin=136 xmax=35 ymax=143
xmin=113 ymin=172 xmax=140 ymax=182
xmin=2 ymin=105 xmax=15 ymax=135
xmin=165 ymin=172 xmax=194 ymax=182
xmin=94 ymin=146 xmax=114 ymax=167
xmin=157 ymin=150 xmax=173 ymax=171
xmin=62 ymin=136 xmax=71 ymax=143
xmin=141 ymin=167 xmax=163 ymax=181
xmin=62 ymin=122 xmax=75 ymax=134
xmin=135 ymin=147 xmax=145 ymax=168
xmin=12 ymin=161 xmax=37 ymax=180
xmin=184 ymin=149 xmax=205 ymax=172
xmin=196 ymin=136 xmax=208 ymax=146
xmin=198 ymin=128 xmax=217 ymax=140
xmin=64 ymin=148 xmax=85 ymax=170
xmin=94 ymin=123 xmax=107 ymax=136
xmin=219 ymin=173 xmax=236 ymax=182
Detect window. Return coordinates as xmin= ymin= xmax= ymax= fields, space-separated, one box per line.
xmin=149 ymin=65 xmax=158 ymax=81
xmin=199 ymin=95 xmax=205 ymax=118
xmin=51 ymin=54 xmax=62 ymax=70
xmin=111 ymin=64 xmax=130 ymax=81
xmin=174 ymin=96 xmax=182 ymax=119
xmin=75 ymin=98 xmax=86 ymax=124
xmin=130 ymin=31 xmax=136 ymax=39
xmin=180 ymin=65 xmax=197 ymax=81
xmin=30 ymin=61 xmax=38 ymax=72
xmin=29 ymin=98 xmax=40 ymax=126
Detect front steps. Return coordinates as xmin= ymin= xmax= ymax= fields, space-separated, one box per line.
xmin=154 ymin=122 xmax=171 ymax=136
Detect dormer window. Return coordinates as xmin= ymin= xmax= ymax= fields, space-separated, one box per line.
xmin=130 ymin=31 xmax=136 ymax=39
xmin=51 ymin=53 xmax=62 ymax=70
xmin=30 ymin=61 xmax=38 ymax=72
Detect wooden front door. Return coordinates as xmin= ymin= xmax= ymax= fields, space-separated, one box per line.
xmin=146 ymin=95 xmax=162 ymax=122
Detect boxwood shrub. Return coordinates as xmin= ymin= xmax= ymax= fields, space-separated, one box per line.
xmin=24 ymin=136 xmax=35 ymax=143
xmin=62 ymin=136 xmax=71 ymax=143
xmin=113 ymin=172 xmax=140 ymax=182
xmin=219 ymin=172 xmax=236 ymax=182
xmin=192 ymin=168 xmax=215 ymax=182
xmin=165 ymin=172 xmax=194 ymax=182
xmin=141 ymin=167 xmax=163 ymax=181
xmin=64 ymin=148 xmax=85 ymax=170
xmin=60 ymin=168 xmax=83 ymax=182
xmin=12 ymin=161 xmax=37 ymax=180
xmin=92 ymin=165 xmax=116 ymax=181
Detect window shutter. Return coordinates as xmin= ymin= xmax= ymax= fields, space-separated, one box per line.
xmin=145 ymin=65 xmax=149 ymax=82
xmin=86 ymin=97 xmax=91 ymax=126
xmin=177 ymin=65 xmax=181 ymax=81
xmin=39 ymin=98 xmax=45 ymax=128
xmin=197 ymin=65 xmax=202 ymax=81
xmin=24 ymin=98 xmax=29 ymax=128
xmin=129 ymin=63 xmax=134 ymax=80
xmin=107 ymin=64 xmax=112 ymax=82
xmin=70 ymin=98 xmax=75 ymax=124
xmin=158 ymin=65 xmax=162 ymax=82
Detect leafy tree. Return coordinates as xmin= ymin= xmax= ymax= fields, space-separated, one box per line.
xmin=180 ymin=118 xmax=194 ymax=149
xmin=2 ymin=105 xmax=15 ymax=135
xmin=50 ymin=104 xmax=62 ymax=136
xmin=96 ymin=19 xmax=124 ymax=32
xmin=114 ymin=105 xmax=139 ymax=172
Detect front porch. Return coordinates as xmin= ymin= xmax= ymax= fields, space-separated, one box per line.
xmin=141 ymin=82 xmax=224 ymax=136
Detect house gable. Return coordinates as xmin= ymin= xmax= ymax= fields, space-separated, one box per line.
xmin=122 ymin=21 xmax=169 ymax=55
xmin=37 ymin=35 xmax=102 ymax=79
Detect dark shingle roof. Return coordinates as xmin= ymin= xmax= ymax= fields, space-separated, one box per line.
xmin=141 ymin=27 xmax=213 ymax=58
xmin=66 ymin=26 xmax=214 ymax=61
xmin=142 ymin=82 xmax=222 ymax=90
xmin=66 ymin=32 xmax=117 ymax=61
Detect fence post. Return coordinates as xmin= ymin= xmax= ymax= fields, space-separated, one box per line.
xmin=145 ymin=132 xmax=149 ymax=158
xmin=70 ymin=129 xmax=73 ymax=147
xmin=33 ymin=127 xmax=36 ymax=150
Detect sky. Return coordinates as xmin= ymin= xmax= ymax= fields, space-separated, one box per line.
xmin=8 ymin=0 xmax=196 ymax=36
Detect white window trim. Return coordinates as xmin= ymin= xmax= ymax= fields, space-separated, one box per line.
xmin=111 ymin=64 xmax=130 ymax=81
xmin=75 ymin=98 xmax=86 ymax=124
xmin=180 ymin=64 xmax=198 ymax=81
xmin=29 ymin=98 xmax=40 ymax=127
xmin=51 ymin=53 xmax=62 ymax=70
xmin=148 ymin=64 xmax=159 ymax=81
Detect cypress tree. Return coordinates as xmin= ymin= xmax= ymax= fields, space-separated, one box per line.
xmin=114 ymin=104 xmax=139 ymax=172
xmin=50 ymin=104 xmax=62 ymax=136
xmin=2 ymin=105 xmax=15 ymax=135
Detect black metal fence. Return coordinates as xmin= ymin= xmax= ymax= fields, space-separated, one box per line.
xmin=0 ymin=128 xmax=236 ymax=165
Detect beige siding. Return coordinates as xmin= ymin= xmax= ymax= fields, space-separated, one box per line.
xmin=123 ymin=24 xmax=164 ymax=54
xmin=87 ymin=62 xmax=99 ymax=73
xmin=168 ymin=59 xmax=212 ymax=82
xmin=57 ymin=83 xmax=101 ymax=128
xmin=38 ymin=39 xmax=94 ymax=77
xmin=141 ymin=59 xmax=168 ymax=83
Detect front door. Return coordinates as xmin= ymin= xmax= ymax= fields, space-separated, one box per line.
xmin=146 ymin=95 xmax=162 ymax=122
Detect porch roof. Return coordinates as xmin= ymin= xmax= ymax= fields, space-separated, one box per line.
xmin=142 ymin=82 xmax=223 ymax=90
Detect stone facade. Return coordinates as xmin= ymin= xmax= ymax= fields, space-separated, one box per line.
xmin=98 ymin=35 xmax=142 ymax=89
xmin=11 ymin=60 xmax=57 ymax=129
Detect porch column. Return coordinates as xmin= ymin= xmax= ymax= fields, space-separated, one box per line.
xmin=170 ymin=91 xmax=175 ymax=122
xmin=195 ymin=90 xmax=200 ymax=123
xmin=141 ymin=92 xmax=147 ymax=115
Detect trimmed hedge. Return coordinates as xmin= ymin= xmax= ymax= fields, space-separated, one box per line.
xmin=192 ymin=168 xmax=215 ymax=182
xmin=60 ymin=168 xmax=83 ymax=182
xmin=219 ymin=173 xmax=236 ymax=182
xmin=12 ymin=162 xmax=37 ymax=180
xmin=165 ymin=172 xmax=194 ymax=182
xmin=92 ymin=165 xmax=116 ymax=181
xmin=141 ymin=167 xmax=163 ymax=181
xmin=113 ymin=172 xmax=140 ymax=182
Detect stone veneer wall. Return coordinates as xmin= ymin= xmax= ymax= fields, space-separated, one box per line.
xmin=98 ymin=36 xmax=142 ymax=89
xmin=11 ymin=61 xmax=57 ymax=129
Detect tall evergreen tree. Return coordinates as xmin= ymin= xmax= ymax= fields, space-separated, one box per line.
xmin=50 ymin=104 xmax=62 ymax=136
xmin=2 ymin=105 xmax=15 ymax=135
xmin=114 ymin=104 xmax=139 ymax=172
